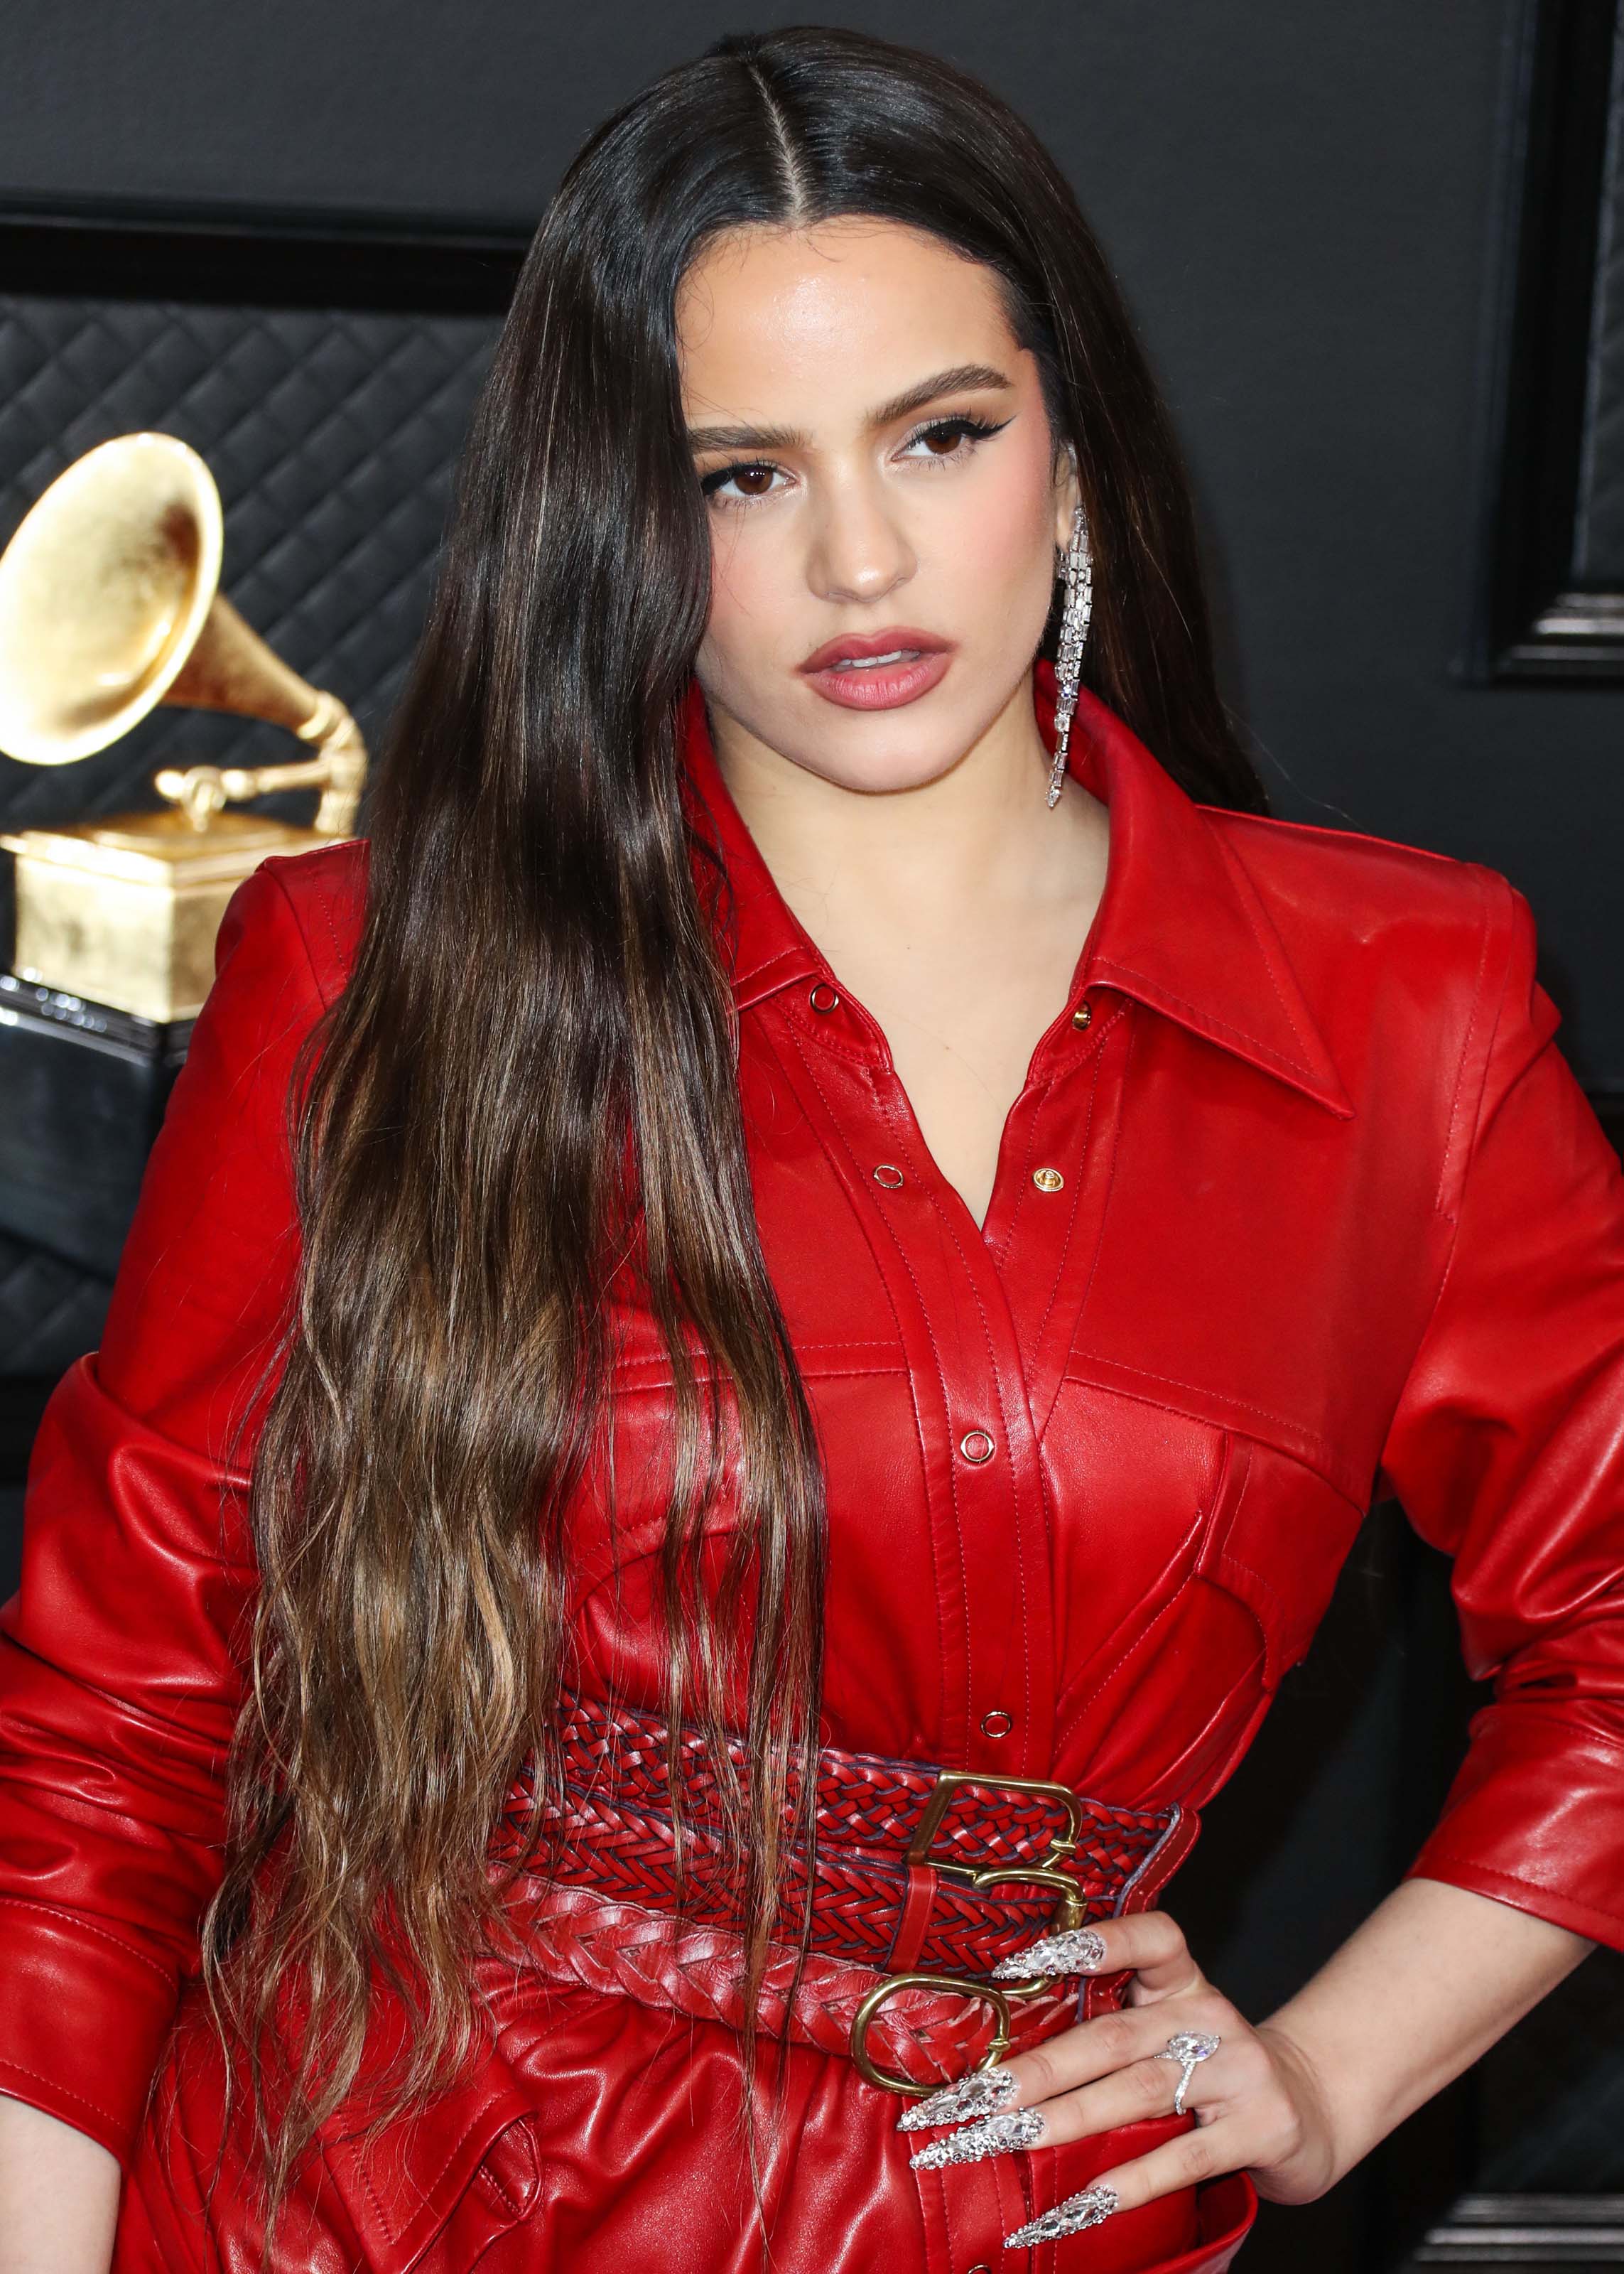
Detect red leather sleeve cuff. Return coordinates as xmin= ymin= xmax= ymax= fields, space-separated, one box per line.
xmin=1400 ymin=1709 xmax=1624 ymax=1955
xmin=0 ymin=1896 xmax=180 ymax=2167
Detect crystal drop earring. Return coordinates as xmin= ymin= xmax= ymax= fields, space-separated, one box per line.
xmin=1047 ymin=500 xmax=1093 ymax=809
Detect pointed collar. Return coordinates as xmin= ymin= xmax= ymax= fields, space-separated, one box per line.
xmin=678 ymin=665 xmax=1352 ymax=1119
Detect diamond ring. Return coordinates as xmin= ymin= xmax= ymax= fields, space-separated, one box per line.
xmin=1154 ymin=2028 xmax=1220 ymax=2116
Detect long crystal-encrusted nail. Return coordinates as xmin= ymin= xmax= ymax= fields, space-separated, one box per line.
xmin=909 ymin=2108 xmax=1046 ymax=2170
xmin=897 ymin=2064 xmax=1019 ymax=2132
xmin=1004 ymin=2182 xmax=1119 ymax=2247
xmin=991 ymin=1926 xmax=1108 ymax=1981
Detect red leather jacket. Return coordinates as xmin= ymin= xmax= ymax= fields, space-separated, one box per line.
xmin=2 ymin=672 xmax=1622 ymax=2273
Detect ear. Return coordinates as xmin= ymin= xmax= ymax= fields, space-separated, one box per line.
xmin=1051 ymin=442 xmax=1082 ymax=554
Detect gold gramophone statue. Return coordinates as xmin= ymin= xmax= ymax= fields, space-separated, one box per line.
xmin=0 ymin=431 xmax=367 ymax=1023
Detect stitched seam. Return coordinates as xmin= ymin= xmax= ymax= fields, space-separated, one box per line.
xmin=1210 ymin=1547 xmax=1292 ymax=1656
xmin=1066 ymin=1565 xmax=1200 ymax=1728
xmin=475 ymin=2150 xmax=524 ymax=2217
xmin=1056 ymin=1435 xmax=1226 ymax=1751
xmin=780 ymin=975 xmax=892 ymax=1067
xmin=264 ymin=864 xmax=342 ymax=1011
xmin=0 ymin=2054 xmax=124 ymax=2134
xmin=848 ymin=1065 xmax=1044 ymax=1753
xmin=353 ymin=2150 xmax=396 ymax=2242
xmin=1403 ymin=1856 xmax=1624 ymax=1939
xmin=996 ymin=991 xmax=1120 ymax=1276
xmin=989 ymin=993 xmax=1117 ymax=1253
xmin=1032 ymin=1025 xmax=1108 ymax=1364
xmin=742 ymin=1014 xmax=964 ymax=1739
xmin=1055 ymin=1361 xmax=1362 ymax=1503
xmin=1373 ymin=877 xmax=1520 ymax=1480
xmin=1036 ymin=1015 xmax=1131 ymax=1442
xmin=347 ymin=2099 xmax=505 ymax=2247
xmin=1213 ymin=831 xmax=1318 ymax=1061
xmin=1431 ymin=869 xmax=1500 ymax=1215
xmin=609 ymin=1360 xmax=908 ymax=1392
xmin=988 ymin=1064 xmax=1049 ymax=1261
xmin=0 ymin=1896 xmax=176 ymax=1991
xmin=1215 ymin=1546 xmax=1286 ymax=1600
xmin=1090 ymin=958 xmax=1314 ymax=1076
xmin=788 ymin=1032 xmax=982 ymax=1738
xmin=1064 ymin=1358 xmax=1331 ymax=1464
xmin=735 ymin=944 xmax=818 ymax=1005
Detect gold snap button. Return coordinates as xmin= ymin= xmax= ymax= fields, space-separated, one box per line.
xmin=1032 ymin=1167 xmax=1064 ymax=1192
xmin=980 ymin=1710 xmax=1012 ymax=1739
xmin=873 ymin=1163 xmax=904 ymax=1189
xmin=1072 ymin=1001 xmax=1093 ymax=1030
xmin=809 ymin=982 xmax=840 ymax=1013
xmin=959 ymin=1428 xmax=995 ymax=1464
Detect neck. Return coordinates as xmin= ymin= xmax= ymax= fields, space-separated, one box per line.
xmin=708 ymin=670 xmax=1105 ymax=935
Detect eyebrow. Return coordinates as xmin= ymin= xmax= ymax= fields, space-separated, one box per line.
xmin=684 ymin=362 xmax=1013 ymax=455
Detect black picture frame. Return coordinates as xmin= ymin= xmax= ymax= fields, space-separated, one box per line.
xmin=1478 ymin=0 xmax=1624 ymax=679
xmin=0 ymin=189 xmax=530 ymax=315
xmin=1404 ymin=2193 xmax=1624 ymax=2266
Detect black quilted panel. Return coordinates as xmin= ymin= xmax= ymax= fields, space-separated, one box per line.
xmin=0 ymin=288 xmax=501 ymax=1366
xmin=0 ymin=1230 xmax=110 ymax=1381
xmin=1574 ymin=2 xmax=1624 ymax=581
xmin=0 ymin=295 xmax=500 ymax=831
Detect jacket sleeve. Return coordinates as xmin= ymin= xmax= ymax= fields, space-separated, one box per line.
xmin=1376 ymin=875 xmax=1624 ymax=1953
xmin=0 ymin=865 xmax=329 ymax=2165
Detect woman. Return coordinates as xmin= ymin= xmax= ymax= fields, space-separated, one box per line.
xmin=0 ymin=25 xmax=1619 ymax=2273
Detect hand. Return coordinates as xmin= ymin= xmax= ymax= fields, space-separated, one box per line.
xmin=897 ymin=1911 xmax=1340 ymax=2246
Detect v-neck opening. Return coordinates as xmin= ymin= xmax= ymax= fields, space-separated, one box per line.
xmin=686 ymin=681 xmax=1117 ymax=1256
xmin=850 ymin=916 xmax=1108 ymax=1255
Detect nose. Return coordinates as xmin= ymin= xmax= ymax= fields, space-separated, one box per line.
xmin=806 ymin=473 xmax=916 ymax=607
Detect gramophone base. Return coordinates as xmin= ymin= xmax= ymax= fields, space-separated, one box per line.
xmin=1 ymin=807 xmax=329 ymax=1023
xmin=0 ymin=973 xmax=190 ymax=1280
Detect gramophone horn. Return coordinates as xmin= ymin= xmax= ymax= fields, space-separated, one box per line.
xmin=0 ymin=431 xmax=364 ymax=834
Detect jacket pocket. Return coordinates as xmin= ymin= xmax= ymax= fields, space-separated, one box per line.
xmin=320 ymin=2063 xmax=542 ymax=2274
xmin=1196 ymin=1435 xmax=1370 ymax=1690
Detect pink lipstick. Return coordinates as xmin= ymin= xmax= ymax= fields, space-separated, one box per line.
xmin=798 ymin=627 xmax=954 ymax=711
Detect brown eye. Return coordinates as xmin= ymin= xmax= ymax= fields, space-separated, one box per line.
xmin=700 ymin=460 xmax=782 ymax=500
xmin=900 ymin=415 xmax=1005 ymax=464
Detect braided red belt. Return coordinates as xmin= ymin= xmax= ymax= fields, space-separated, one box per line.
xmin=488 ymin=1689 xmax=1199 ymax=2094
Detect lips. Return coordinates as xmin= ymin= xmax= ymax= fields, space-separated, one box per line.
xmin=798 ymin=627 xmax=956 ymax=712
xmin=799 ymin=627 xmax=951 ymax=674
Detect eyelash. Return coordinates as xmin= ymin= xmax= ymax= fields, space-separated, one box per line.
xmin=699 ymin=414 xmax=1010 ymax=504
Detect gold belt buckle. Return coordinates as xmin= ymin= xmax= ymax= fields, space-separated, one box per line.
xmin=849 ymin=1769 xmax=1088 ymax=2097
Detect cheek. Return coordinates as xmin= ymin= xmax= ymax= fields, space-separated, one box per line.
xmin=698 ymin=511 xmax=786 ymax=681
xmin=938 ymin=454 xmax=1058 ymax=615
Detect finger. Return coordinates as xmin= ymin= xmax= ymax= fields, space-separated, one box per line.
xmin=999 ymin=1998 xmax=1233 ymax=2111
xmin=992 ymin=1908 xmax=1201 ymax=1997
xmin=906 ymin=2030 xmax=1233 ymax=2167
xmin=1108 ymin=1909 xmax=1206 ymax=1997
xmin=1009 ymin=2043 xmax=1230 ymax=2148
xmin=1001 ymin=2115 xmax=1246 ymax=2248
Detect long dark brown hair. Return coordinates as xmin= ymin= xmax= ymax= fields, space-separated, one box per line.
xmin=201 ymin=20 xmax=1268 ymax=2211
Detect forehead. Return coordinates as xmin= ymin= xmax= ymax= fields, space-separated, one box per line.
xmin=674 ymin=217 xmax=1023 ymax=417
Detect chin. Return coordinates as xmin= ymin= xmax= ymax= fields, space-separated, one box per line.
xmin=824 ymin=748 xmax=968 ymax=796
xmin=801 ymin=686 xmax=1012 ymax=790
xmin=768 ymin=716 xmax=966 ymax=796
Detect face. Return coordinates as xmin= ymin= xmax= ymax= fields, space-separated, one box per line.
xmin=677 ymin=217 xmax=1078 ymax=794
